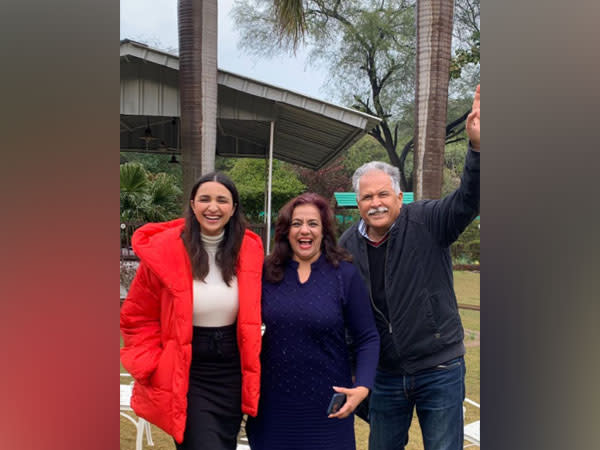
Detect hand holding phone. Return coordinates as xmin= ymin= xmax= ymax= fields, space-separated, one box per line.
xmin=328 ymin=385 xmax=370 ymax=419
xmin=326 ymin=392 xmax=347 ymax=415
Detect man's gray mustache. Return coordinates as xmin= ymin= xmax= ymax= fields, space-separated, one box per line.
xmin=368 ymin=207 xmax=388 ymax=216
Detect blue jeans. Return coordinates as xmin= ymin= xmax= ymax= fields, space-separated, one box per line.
xmin=368 ymin=357 xmax=465 ymax=450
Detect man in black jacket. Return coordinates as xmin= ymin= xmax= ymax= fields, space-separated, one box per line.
xmin=340 ymin=86 xmax=480 ymax=450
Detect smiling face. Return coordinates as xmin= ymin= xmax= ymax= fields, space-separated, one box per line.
xmin=190 ymin=181 xmax=236 ymax=236
xmin=357 ymin=170 xmax=403 ymax=238
xmin=288 ymin=203 xmax=323 ymax=264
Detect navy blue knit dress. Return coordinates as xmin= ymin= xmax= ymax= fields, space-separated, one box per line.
xmin=246 ymin=255 xmax=379 ymax=450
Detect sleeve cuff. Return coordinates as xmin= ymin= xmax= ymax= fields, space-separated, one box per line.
xmin=468 ymin=142 xmax=481 ymax=153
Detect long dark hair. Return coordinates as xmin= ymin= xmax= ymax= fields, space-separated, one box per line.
xmin=264 ymin=192 xmax=351 ymax=283
xmin=182 ymin=172 xmax=247 ymax=285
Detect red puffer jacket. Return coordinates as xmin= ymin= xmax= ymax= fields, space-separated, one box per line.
xmin=120 ymin=218 xmax=263 ymax=443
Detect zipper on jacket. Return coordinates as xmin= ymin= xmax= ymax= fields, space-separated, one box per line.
xmin=382 ymin=240 xmax=394 ymax=334
xmin=368 ymin=287 xmax=393 ymax=334
xmin=362 ymin=237 xmax=393 ymax=334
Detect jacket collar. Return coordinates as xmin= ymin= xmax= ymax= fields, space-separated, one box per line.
xmin=357 ymin=206 xmax=406 ymax=241
xmin=358 ymin=218 xmax=395 ymax=242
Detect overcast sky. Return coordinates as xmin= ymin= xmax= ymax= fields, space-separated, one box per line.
xmin=120 ymin=0 xmax=331 ymax=100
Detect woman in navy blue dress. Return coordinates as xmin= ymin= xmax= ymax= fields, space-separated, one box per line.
xmin=246 ymin=193 xmax=380 ymax=450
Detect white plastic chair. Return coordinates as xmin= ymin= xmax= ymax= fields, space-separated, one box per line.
xmin=121 ymin=374 xmax=253 ymax=450
xmin=236 ymin=415 xmax=251 ymax=450
xmin=463 ymin=397 xmax=480 ymax=448
xmin=120 ymin=373 xmax=154 ymax=450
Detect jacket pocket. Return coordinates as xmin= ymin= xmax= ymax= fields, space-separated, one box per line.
xmin=150 ymin=339 xmax=176 ymax=391
xmin=434 ymin=357 xmax=463 ymax=370
xmin=131 ymin=382 xmax=177 ymax=438
xmin=423 ymin=293 xmax=446 ymax=353
xmin=429 ymin=290 xmax=463 ymax=343
xmin=399 ymin=289 xmax=444 ymax=358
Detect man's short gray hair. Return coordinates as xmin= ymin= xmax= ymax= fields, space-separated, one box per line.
xmin=352 ymin=161 xmax=402 ymax=195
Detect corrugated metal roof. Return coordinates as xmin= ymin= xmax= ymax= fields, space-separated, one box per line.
xmin=334 ymin=192 xmax=415 ymax=208
xmin=120 ymin=40 xmax=381 ymax=170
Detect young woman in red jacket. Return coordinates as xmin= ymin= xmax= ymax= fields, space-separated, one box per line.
xmin=120 ymin=172 xmax=264 ymax=450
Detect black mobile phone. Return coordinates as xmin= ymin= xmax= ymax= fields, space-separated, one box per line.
xmin=326 ymin=392 xmax=347 ymax=415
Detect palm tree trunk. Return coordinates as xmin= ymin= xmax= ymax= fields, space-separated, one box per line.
xmin=178 ymin=0 xmax=218 ymax=199
xmin=413 ymin=0 xmax=455 ymax=200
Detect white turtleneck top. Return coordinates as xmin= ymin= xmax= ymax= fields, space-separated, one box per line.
xmin=192 ymin=231 xmax=239 ymax=327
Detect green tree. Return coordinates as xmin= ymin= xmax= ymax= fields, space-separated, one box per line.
xmin=233 ymin=0 xmax=479 ymax=193
xmin=450 ymin=0 xmax=480 ymax=81
xmin=233 ymin=0 xmax=416 ymax=188
xmin=441 ymin=140 xmax=467 ymax=197
xmin=215 ymin=155 xmax=236 ymax=172
xmin=120 ymin=162 xmax=149 ymax=223
xmin=344 ymin=135 xmax=391 ymax=173
xmin=226 ymin=158 xmax=306 ymax=222
xmin=291 ymin=158 xmax=352 ymax=201
xmin=120 ymin=162 xmax=183 ymax=223
xmin=120 ymin=152 xmax=183 ymax=182
xmin=451 ymin=218 xmax=480 ymax=264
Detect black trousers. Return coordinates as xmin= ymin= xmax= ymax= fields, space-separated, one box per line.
xmin=175 ymin=324 xmax=242 ymax=450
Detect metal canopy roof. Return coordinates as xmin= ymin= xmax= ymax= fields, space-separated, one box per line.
xmin=120 ymin=39 xmax=380 ymax=170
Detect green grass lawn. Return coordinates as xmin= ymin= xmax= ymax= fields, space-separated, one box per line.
xmin=121 ymin=271 xmax=479 ymax=450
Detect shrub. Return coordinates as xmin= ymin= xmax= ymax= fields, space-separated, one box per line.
xmin=451 ymin=218 xmax=480 ymax=264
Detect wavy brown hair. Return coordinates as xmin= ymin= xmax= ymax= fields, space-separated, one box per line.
xmin=182 ymin=172 xmax=247 ymax=285
xmin=264 ymin=192 xmax=351 ymax=283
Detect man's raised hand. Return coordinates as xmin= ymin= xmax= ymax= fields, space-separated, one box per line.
xmin=466 ymin=84 xmax=480 ymax=151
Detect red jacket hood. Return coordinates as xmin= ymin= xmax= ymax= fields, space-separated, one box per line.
xmin=132 ymin=218 xmax=263 ymax=292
